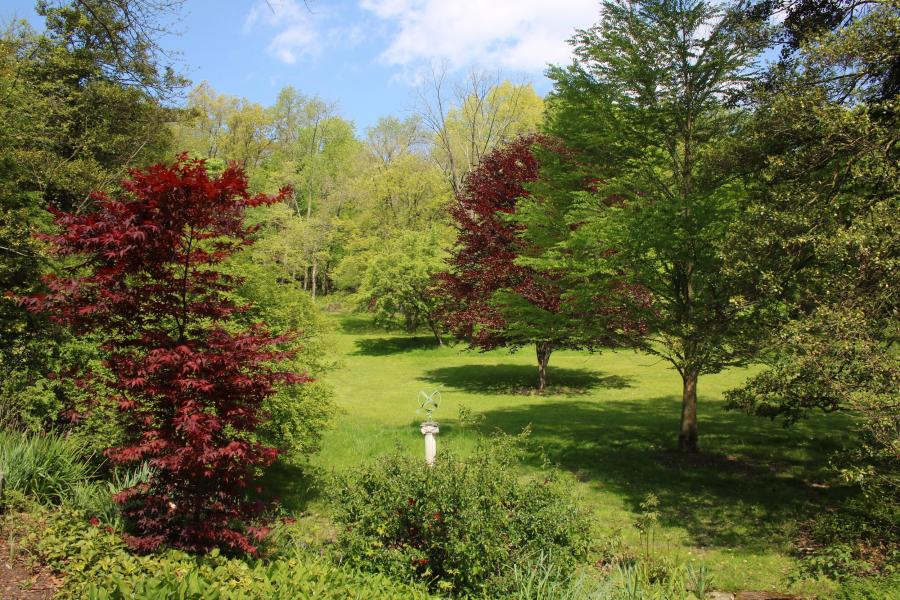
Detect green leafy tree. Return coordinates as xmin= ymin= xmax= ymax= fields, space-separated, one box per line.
xmin=353 ymin=227 xmax=450 ymax=345
xmin=417 ymin=68 xmax=544 ymax=194
xmin=361 ymin=115 xmax=450 ymax=232
xmin=35 ymin=0 xmax=186 ymax=101
xmin=333 ymin=115 xmax=452 ymax=296
xmin=365 ymin=115 xmax=426 ymax=165
xmin=173 ymin=81 xmax=238 ymax=160
xmin=224 ymin=203 xmax=336 ymax=462
xmin=256 ymin=100 xmax=361 ymax=298
xmin=1 ymin=1 xmax=183 ymax=432
xmin=723 ymin=0 xmax=899 ymax=506
xmin=523 ymin=0 xmax=767 ymax=450
xmin=173 ymin=82 xmax=276 ymax=172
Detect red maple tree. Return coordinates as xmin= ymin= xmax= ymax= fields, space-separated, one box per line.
xmin=435 ymin=136 xmax=645 ymax=391
xmin=22 ymin=156 xmax=305 ymax=554
xmin=434 ymin=136 xmax=566 ymax=390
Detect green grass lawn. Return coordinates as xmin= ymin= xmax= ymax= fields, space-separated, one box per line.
xmin=297 ymin=313 xmax=855 ymax=596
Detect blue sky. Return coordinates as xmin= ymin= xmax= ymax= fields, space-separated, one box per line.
xmin=4 ymin=0 xmax=602 ymax=134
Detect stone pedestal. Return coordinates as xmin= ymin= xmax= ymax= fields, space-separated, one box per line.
xmin=420 ymin=422 xmax=439 ymax=466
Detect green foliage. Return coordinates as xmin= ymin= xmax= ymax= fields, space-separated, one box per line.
xmin=507 ymin=556 xmax=609 ymax=600
xmin=0 ymin=1 xmax=181 ymax=438
xmin=3 ymin=502 xmax=433 ymax=600
xmin=334 ymin=122 xmax=452 ymax=298
xmin=723 ymin=0 xmax=899 ymax=567
xmin=725 ymin=306 xmax=898 ymax=502
xmin=221 ymin=203 xmax=337 ymax=463
xmin=264 ymin=96 xmax=360 ymax=213
xmin=422 ymin=75 xmax=545 ymax=194
xmin=173 ymin=83 xmax=365 ymax=298
xmin=794 ymin=495 xmax=898 ymax=581
xmin=362 ymin=152 xmax=451 ymax=231
xmin=329 ymin=435 xmax=591 ymax=597
xmin=69 ymin=462 xmax=154 ymax=527
xmin=518 ymin=0 xmax=770 ymax=449
xmin=256 ymin=383 xmax=334 ymax=461
xmin=506 ymin=553 xmax=714 ymax=600
xmin=350 ymin=226 xmax=450 ymax=343
xmin=0 ymin=330 xmax=128 ymax=459
xmin=0 ymin=8 xmax=177 ymax=209
xmin=174 ymin=82 xmax=276 ymax=171
xmin=0 ymin=429 xmax=94 ymax=504
xmin=0 ymin=427 xmax=154 ymax=526
xmin=228 ymin=205 xmax=335 ymax=360
xmin=359 ymin=116 xmax=452 ymax=238
xmin=831 ymin=574 xmax=900 ymax=600
xmin=366 ymin=116 xmax=424 ymax=164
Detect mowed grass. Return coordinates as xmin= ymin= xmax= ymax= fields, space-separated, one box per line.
xmin=301 ymin=313 xmax=854 ymax=595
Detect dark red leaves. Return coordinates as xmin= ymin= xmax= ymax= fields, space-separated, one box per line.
xmin=435 ymin=136 xmax=557 ymax=349
xmin=24 ymin=156 xmax=303 ymax=554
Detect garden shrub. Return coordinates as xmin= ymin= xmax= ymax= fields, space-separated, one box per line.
xmin=329 ymin=435 xmax=591 ymax=597
xmin=0 ymin=330 xmax=128 ymax=458
xmin=257 ymin=381 xmax=335 ymax=463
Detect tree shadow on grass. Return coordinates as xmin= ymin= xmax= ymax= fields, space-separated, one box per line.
xmin=421 ymin=364 xmax=631 ymax=396
xmin=476 ymin=397 xmax=854 ymax=551
xmin=338 ymin=314 xmax=385 ymax=335
xmin=354 ymin=336 xmax=442 ymax=356
xmin=259 ymin=460 xmax=321 ymax=514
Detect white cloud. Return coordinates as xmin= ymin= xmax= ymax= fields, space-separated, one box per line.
xmin=270 ymin=24 xmax=318 ymax=63
xmin=244 ymin=0 xmax=321 ymax=64
xmin=359 ymin=0 xmax=600 ymax=73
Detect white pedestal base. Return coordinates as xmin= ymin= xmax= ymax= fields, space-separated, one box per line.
xmin=420 ymin=422 xmax=439 ymax=466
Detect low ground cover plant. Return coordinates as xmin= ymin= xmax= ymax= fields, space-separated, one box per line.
xmin=0 ymin=496 xmax=433 ymax=600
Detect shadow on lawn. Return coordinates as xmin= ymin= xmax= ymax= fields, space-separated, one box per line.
xmin=476 ymin=398 xmax=853 ymax=551
xmin=260 ymin=461 xmax=321 ymax=514
xmin=422 ymin=364 xmax=631 ymax=395
xmin=339 ymin=314 xmax=386 ymax=335
xmin=354 ymin=336 xmax=442 ymax=356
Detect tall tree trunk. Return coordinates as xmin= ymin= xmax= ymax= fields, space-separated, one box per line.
xmin=536 ymin=342 xmax=553 ymax=392
xmin=427 ymin=318 xmax=444 ymax=346
xmin=679 ymin=370 xmax=699 ymax=453
xmin=310 ymin=260 xmax=318 ymax=300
